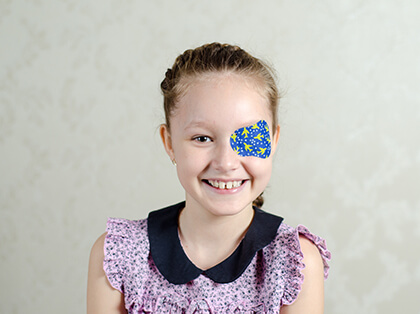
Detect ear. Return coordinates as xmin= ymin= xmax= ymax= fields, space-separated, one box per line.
xmin=271 ymin=124 xmax=281 ymax=154
xmin=159 ymin=124 xmax=175 ymax=160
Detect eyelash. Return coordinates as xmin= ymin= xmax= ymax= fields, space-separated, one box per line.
xmin=193 ymin=136 xmax=212 ymax=143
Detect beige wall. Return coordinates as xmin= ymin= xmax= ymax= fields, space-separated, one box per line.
xmin=1 ymin=1 xmax=419 ymax=313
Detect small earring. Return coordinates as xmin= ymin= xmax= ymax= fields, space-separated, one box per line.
xmin=171 ymin=159 xmax=177 ymax=166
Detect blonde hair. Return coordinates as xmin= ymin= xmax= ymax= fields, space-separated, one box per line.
xmin=161 ymin=43 xmax=280 ymax=207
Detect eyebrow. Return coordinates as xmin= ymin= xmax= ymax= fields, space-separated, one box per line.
xmin=183 ymin=120 xmax=213 ymax=131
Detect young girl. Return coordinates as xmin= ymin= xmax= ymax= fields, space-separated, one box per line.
xmin=87 ymin=43 xmax=331 ymax=313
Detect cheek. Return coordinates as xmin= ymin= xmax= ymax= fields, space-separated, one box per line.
xmin=246 ymin=159 xmax=273 ymax=181
xmin=176 ymin=150 xmax=208 ymax=177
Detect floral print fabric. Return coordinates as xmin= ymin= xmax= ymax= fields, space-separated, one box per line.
xmin=103 ymin=217 xmax=330 ymax=313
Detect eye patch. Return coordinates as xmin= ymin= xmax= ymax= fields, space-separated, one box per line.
xmin=230 ymin=120 xmax=271 ymax=159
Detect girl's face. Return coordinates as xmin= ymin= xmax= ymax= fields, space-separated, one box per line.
xmin=160 ymin=73 xmax=280 ymax=218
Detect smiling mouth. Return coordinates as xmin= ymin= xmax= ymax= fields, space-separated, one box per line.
xmin=203 ymin=179 xmax=245 ymax=190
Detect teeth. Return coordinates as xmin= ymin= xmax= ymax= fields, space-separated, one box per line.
xmin=207 ymin=180 xmax=243 ymax=190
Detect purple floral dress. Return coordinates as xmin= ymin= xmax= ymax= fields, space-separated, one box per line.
xmin=103 ymin=202 xmax=331 ymax=313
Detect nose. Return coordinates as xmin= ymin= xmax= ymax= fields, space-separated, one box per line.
xmin=212 ymin=139 xmax=240 ymax=172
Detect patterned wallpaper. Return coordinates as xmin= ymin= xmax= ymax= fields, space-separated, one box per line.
xmin=1 ymin=1 xmax=419 ymax=313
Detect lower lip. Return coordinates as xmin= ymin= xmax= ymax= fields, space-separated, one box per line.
xmin=203 ymin=180 xmax=247 ymax=194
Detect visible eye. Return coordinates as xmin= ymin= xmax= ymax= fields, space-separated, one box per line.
xmin=193 ymin=136 xmax=212 ymax=143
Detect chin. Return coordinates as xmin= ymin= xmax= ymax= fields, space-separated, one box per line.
xmin=202 ymin=199 xmax=254 ymax=217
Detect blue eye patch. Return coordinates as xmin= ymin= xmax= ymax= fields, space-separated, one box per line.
xmin=230 ymin=120 xmax=271 ymax=159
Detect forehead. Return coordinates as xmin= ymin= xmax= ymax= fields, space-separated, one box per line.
xmin=171 ymin=73 xmax=272 ymax=131
xmin=180 ymin=72 xmax=268 ymax=101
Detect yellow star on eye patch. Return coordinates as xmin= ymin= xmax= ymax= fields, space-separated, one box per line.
xmin=254 ymin=133 xmax=264 ymax=141
xmin=258 ymin=147 xmax=267 ymax=155
xmin=242 ymin=128 xmax=249 ymax=138
xmin=244 ymin=143 xmax=252 ymax=152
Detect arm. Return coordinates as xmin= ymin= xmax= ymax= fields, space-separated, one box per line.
xmin=87 ymin=232 xmax=127 ymax=314
xmin=280 ymin=235 xmax=325 ymax=314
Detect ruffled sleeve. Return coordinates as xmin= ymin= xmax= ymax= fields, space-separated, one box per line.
xmin=280 ymin=224 xmax=331 ymax=306
xmin=103 ymin=218 xmax=135 ymax=293
xmin=297 ymin=225 xmax=331 ymax=279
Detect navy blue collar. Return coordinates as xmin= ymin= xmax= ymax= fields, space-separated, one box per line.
xmin=148 ymin=202 xmax=283 ymax=285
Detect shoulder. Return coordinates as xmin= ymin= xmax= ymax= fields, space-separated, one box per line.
xmin=87 ymin=218 xmax=148 ymax=314
xmin=298 ymin=234 xmax=326 ymax=296
xmin=298 ymin=235 xmax=324 ymax=270
xmin=279 ymin=236 xmax=325 ymax=314
xmin=271 ymin=223 xmax=331 ymax=279
xmin=87 ymin=232 xmax=126 ymax=313
xmin=296 ymin=224 xmax=331 ymax=279
xmin=274 ymin=223 xmax=330 ymax=313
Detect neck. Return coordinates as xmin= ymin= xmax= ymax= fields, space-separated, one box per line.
xmin=178 ymin=198 xmax=254 ymax=270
